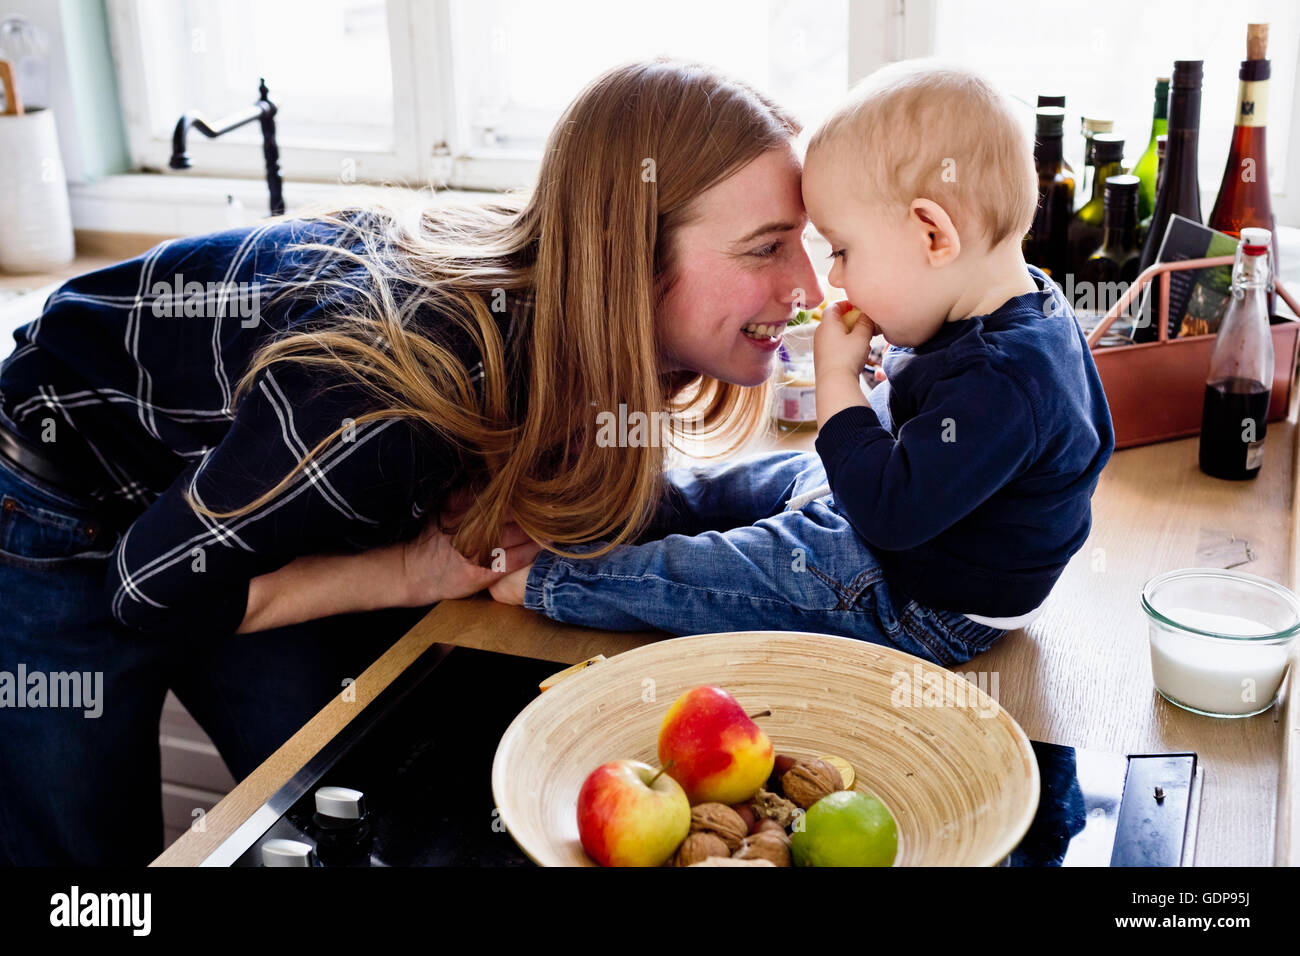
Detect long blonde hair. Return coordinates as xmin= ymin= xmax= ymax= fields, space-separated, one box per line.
xmin=186 ymin=58 xmax=799 ymax=564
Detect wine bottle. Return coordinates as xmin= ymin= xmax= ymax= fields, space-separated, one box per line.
xmin=1209 ymin=22 xmax=1279 ymax=317
xmin=1137 ymin=134 xmax=1167 ymax=249
xmin=1078 ymin=175 xmax=1142 ymax=326
xmin=1037 ymin=93 xmax=1074 ymax=175
xmin=1078 ymin=117 xmax=1115 ymax=210
xmin=1135 ymin=60 xmax=1202 ymax=343
xmin=1068 ymin=133 xmax=1125 ymax=281
xmin=1023 ymin=107 xmax=1075 ymax=280
xmin=1132 ymin=77 xmax=1169 ymax=222
xmin=1198 ymin=228 xmax=1273 ymax=480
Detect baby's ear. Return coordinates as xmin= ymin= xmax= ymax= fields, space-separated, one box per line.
xmin=909 ymin=199 xmax=961 ymax=267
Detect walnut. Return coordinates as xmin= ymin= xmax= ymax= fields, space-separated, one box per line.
xmin=672 ymin=832 xmax=731 ymax=867
xmin=734 ymin=831 xmax=792 ymax=867
xmin=755 ymin=818 xmax=791 ymax=842
xmin=689 ymin=803 xmax=749 ymax=852
xmin=781 ymin=759 xmax=843 ymax=809
xmin=750 ymin=788 xmax=800 ymax=828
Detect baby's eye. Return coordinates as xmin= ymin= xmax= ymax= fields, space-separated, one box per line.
xmin=827 ymin=249 xmax=845 ymax=261
xmin=750 ymin=241 xmax=781 ymax=259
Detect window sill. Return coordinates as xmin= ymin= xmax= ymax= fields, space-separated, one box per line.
xmin=68 ymin=173 xmax=508 ymax=237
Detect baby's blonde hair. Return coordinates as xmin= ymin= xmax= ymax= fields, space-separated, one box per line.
xmin=808 ymin=58 xmax=1037 ymax=249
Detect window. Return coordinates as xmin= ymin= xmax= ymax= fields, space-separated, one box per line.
xmin=923 ymin=0 xmax=1300 ymax=220
xmin=104 ymin=0 xmax=1299 ymax=226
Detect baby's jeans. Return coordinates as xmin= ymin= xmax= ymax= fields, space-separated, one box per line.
xmin=522 ymin=449 xmax=1008 ymax=668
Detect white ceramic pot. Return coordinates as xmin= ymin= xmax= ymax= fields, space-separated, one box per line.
xmin=0 ymin=107 xmax=75 ymax=273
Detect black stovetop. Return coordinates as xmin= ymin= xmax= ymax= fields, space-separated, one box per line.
xmin=222 ymin=643 xmax=1199 ymax=867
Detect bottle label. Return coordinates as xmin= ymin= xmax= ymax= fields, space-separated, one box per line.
xmin=1245 ymin=438 xmax=1265 ymax=470
xmin=777 ymin=384 xmax=817 ymax=424
xmin=1237 ymin=79 xmax=1268 ymax=128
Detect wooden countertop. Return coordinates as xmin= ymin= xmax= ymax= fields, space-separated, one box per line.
xmin=154 ymin=393 xmax=1300 ymax=868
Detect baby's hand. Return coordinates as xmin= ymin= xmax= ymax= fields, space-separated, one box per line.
xmin=813 ymin=301 xmax=876 ymax=379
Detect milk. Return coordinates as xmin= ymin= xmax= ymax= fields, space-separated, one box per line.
xmin=1148 ymin=607 xmax=1292 ymax=715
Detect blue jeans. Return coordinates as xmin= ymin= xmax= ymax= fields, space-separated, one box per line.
xmin=0 ymin=448 xmax=429 ymax=866
xmin=524 ymin=449 xmax=1008 ymax=668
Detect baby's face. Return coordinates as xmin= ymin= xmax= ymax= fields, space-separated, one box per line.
xmin=802 ymin=149 xmax=952 ymax=348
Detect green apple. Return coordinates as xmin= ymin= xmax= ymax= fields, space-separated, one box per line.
xmin=791 ymin=790 xmax=897 ymax=866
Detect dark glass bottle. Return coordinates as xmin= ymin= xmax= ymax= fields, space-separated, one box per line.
xmin=1209 ymin=23 xmax=1279 ymax=317
xmin=1023 ymin=107 xmax=1075 ymax=280
xmin=1198 ymin=228 xmax=1273 ymax=480
xmin=1037 ymin=93 xmax=1073 ymax=177
xmin=1078 ymin=175 xmax=1142 ymax=311
xmin=1132 ymin=77 xmax=1170 ymax=222
xmin=1135 ymin=60 xmax=1203 ymax=342
xmin=1068 ymin=133 xmax=1125 ymax=281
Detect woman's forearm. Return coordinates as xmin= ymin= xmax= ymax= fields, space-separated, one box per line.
xmin=237 ymin=545 xmax=410 ymax=634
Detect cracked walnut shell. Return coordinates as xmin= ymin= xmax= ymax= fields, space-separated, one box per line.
xmin=689 ymin=803 xmax=749 ymax=851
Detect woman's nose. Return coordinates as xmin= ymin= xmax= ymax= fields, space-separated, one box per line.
xmin=786 ymin=245 xmax=824 ymax=311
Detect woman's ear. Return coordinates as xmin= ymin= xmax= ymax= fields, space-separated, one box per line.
xmin=909 ymin=199 xmax=961 ymax=267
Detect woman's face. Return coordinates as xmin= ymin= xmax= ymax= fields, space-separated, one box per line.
xmin=656 ymin=143 xmax=824 ymax=387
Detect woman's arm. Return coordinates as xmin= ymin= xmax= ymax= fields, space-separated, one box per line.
xmin=237 ymin=518 xmax=542 ymax=633
xmin=237 ymin=547 xmax=407 ymax=634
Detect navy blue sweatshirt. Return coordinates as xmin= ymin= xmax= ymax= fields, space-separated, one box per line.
xmin=813 ymin=265 xmax=1115 ymax=617
xmin=0 ymin=217 xmax=529 ymax=639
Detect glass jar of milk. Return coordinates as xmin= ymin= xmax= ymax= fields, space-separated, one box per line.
xmin=1141 ymin=568 xmax=1300 ymax=717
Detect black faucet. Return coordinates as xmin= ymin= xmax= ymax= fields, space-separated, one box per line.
xmin=170 ymin=77 xmax=284 ymax=216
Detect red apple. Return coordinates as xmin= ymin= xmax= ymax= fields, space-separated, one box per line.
xmin=658 ymin=686 xmax=774 ymax=805
xmin=576 ymin=760 xmax=690 ymax=867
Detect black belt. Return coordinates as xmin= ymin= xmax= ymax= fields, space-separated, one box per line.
xmin=0 ymin=415 xmax=105 ymax=503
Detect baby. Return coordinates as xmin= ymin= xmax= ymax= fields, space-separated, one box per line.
xmin=490 ymin=60 xmax=1115 ymax=668
xmin=802 ymin=59 xmax=1115 ymax=631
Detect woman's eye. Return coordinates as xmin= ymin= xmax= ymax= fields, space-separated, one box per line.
xmin=751 ymin=241 xmax=781 ymax=259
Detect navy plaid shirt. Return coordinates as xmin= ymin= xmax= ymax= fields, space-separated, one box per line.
xmin=0 ymin=218 xmax=525 ymax=638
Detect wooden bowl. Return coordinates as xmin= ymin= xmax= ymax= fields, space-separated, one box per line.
xmin=492 ymin=631 xmax=1040 ymax=866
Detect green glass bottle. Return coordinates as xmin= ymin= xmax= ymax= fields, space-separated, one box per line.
xmin=1132 ymin=77 xmax=1169 ymax=224
xmin=1137 ymin=134 xmax=1166 ymax=249
xmin=1067 ymin=133 xmax=1125 ymax=282
xmin=1023 ymin=107 xmax=1075 ymax=280
xmin=1078 ymin=117 xmax=1115 ymax=211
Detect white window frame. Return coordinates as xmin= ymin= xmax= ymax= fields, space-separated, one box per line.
xmin=102 ymin=0 xmax=1300 ymax=226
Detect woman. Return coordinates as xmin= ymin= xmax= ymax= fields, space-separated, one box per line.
xmin=0 ymin=58 xmax=819 ymax=866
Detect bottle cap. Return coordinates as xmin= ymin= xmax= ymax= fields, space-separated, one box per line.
xmin=1103 ymin=174 xmax=1140 ymax=194
xmin=1035 ymin=107 xmax=1065 ymax=138
xmin=1240 ymin=227 xmax=1271 ymax=255
xmin=314 ymin=786 xmax=366 ymax=820
xmin=1082 ymin=117 xmax=1114 ymax=134
xmin=1036 ymin=93 xmax=1066 ymax=109
xmin=1090 ymin=133 xmax=1125 ymax=165
xmin=1171 ymin=60 xmax=1203 ymax=87
xmin=261 ymin=838 xmax=316 ymax=867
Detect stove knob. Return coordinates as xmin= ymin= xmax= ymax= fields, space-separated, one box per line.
xmin=261 ymin=838 xmax=316 ymax=867
xmin=314 ymin=786 xmax=366 ymax=820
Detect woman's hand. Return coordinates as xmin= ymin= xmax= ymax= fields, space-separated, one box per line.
xmin=813 ymin=300 xmax=876 ymax=380
xmin=395 ymin=485 xmax=544 ymax=605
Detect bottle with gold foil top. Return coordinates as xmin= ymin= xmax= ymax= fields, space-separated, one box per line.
xmin=1209 ymin=22 xmax=1278 ymax=316
xmin=1077 ymin=117 xmax=1115 ymax=211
